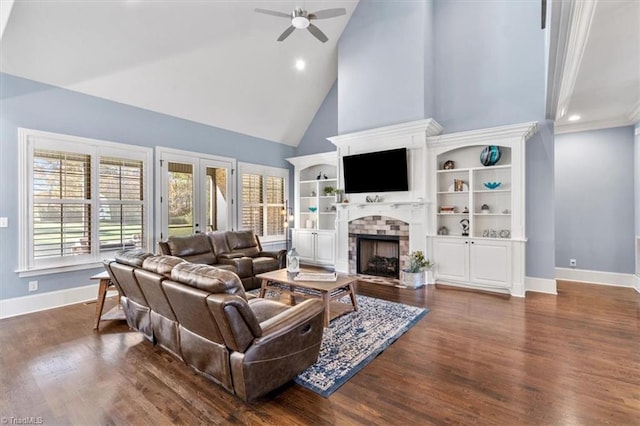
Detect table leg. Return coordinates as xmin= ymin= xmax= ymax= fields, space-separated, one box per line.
xmin=259 ymin=279 xmax=268 ymax=298
xmin=348 ymin=283 xmax=359 ymax=312
xmin=94 ymin=278 xmax=110 ymax=330
xmin=322 ymin=292 xmax=330 ymax=328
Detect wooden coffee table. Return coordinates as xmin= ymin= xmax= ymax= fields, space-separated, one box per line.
xmin=256 ymin=269 xmax=358 ymax=327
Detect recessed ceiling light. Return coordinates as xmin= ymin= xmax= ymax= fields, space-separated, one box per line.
xmin=295 ymin=59 xmax=306 ymax=71
xmin=568 ymin=114 xmax=581 ymax=122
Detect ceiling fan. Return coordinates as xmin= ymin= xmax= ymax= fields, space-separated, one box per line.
xmin=255 ymin=7 xmax=346 ymax=43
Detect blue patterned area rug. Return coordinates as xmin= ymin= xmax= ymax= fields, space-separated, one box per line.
xmin=249 ymin=291 xmax=428 ymax=397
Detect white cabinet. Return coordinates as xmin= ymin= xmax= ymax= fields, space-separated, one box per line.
xmin=286 ymin=152 xmax=338 ymax=267
xmin=427 ymin=122 xmax=537 ymax=297
xmin=292 ymin=229 xmax=335 ymax=266
xmin=432 ymin=237 xmax=511 ymax=288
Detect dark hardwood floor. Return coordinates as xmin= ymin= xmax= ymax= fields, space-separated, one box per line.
xmin=1 ymin=280 xmax=639 ymax=425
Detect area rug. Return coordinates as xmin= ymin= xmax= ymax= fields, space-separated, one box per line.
xmin=250 ymin=290 xmax=428 ymax=397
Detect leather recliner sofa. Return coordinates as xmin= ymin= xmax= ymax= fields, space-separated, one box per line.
xmin=104 ymin=249 xmax=324 ymax=402
xmin=158 ymin=230 xmax=286 ymax=291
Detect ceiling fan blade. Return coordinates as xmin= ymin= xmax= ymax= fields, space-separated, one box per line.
xmin=255 ymin=8 xmax=291 ymax=19
xmin=307 ymin=23 xmax=328 ymax=43
xmin=309 ymin=8 xmax=346 ymax=20
xmin=277 ymin=25 xmax=296 ymax=42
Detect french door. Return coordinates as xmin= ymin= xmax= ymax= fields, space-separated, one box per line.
xmin=157 ymin=148 xmax=235 ymax=240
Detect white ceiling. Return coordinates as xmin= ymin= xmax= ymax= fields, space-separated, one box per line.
xmin=1 ymin=0 xmax=638 ymax=145
xmin=554 ymin=0 xmax=640 ymax=133
xmin=0 ymin=0 xmax=359 ymax=147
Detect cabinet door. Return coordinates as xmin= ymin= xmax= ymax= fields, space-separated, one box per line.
xmin=292 ymin=230 xmax=315 ymax=263
xmin=469 ymin=239 xmax=511 ymax=287
xmin=433 ymin=238 xmax=469 ymax=281
xmin=315 ymin=231 xmax=336 ymax=265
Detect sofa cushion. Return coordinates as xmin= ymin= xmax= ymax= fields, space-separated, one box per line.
xmin=115 ymin=249 xmax=154 ymax=267
xmin=226 ymin=230 xmax=260 ymax=257
xmin=171 ymin=263 xmax=247 ymax=300
xmin=167 ymin=234 xmax=217 ymax=264
xmin=142 ymin=255 xmax=185 ymax=278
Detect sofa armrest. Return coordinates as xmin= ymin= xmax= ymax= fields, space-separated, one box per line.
xmin=217 ymin=256 xmax=253 ymax=278
xmin=218 ymin=252 xmax=245 ymax=259
xmin=259 ymin=249 xmax=287 ymax=269
xmin=257 ymin=298 xmax=324 ymax=342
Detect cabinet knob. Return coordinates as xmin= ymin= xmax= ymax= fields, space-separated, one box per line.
xmin=471 ymin=241 xmax=475 ymax=244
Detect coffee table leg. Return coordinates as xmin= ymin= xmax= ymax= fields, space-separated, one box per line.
xmin=322 ymin=292 xmax=330 ymax=327
xmin=349 ymin=283 xmax=359 ymax=312
xmin=259 ymin=279 xmax=268 ymax=298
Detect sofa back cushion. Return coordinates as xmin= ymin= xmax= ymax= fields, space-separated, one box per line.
xmin=115 ymin=249 xmax=154 ymax=267
xmin=166 ymin=234 xmax=217 ymax=264
xmin=226 ymin=230 xmax=260 ymax=258
xmin=142 ymin=255 xmax=185 ymax=278
xmin=170 ymin=263 xmax=247 ymax=300
xmin=207 ymin=230 xmax=231 ymax=256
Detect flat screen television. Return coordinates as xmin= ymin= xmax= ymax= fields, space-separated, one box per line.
xmin=343 ymin=148 xmax=409 ymax=193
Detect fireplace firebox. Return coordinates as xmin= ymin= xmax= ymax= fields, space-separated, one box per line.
xmin=356 ymin=234 xmax=400 ymax=278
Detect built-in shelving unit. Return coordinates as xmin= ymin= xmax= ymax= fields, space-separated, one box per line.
xmin=286 ymin=152 xmax=338 ymax=266
xmin=426 ymin=122 xmax=538 ymax=297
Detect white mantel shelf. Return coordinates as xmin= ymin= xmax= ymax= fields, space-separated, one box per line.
xmin=335 ymin=201 xmax=427 ymax=209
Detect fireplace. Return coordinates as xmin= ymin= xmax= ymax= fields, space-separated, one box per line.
xmin=347 ymin=216 xmax=412 ymax=276
xmin=356 ymin=234 xmax=400 ymax=278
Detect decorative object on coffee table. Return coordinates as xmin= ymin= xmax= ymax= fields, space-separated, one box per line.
xmin=286 ymin=247 xmax=300 ymax=273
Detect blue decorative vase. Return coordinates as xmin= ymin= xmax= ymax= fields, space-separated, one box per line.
xmin=480 ymin=145 xmax=502 ymax=166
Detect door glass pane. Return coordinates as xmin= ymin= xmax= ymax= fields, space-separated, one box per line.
xmin=205 ymin=167 xmax=228 ymax=232
xmin=168 ymin=162 xmax=193 ymax=237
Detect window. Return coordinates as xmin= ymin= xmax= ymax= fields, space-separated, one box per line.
xmin=239 ymin=163 xmax=288 ymax=243
xmin=19 ymin=129 xmax=152 ymax=275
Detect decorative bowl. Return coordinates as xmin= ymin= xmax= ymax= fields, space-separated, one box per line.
xmin=308 ymin=207 xmax=318 ymax=213
xmin=483 ymin=181 xmax=502 ymax=190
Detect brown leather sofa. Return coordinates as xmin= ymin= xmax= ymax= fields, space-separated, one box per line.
xmin=158 ymin=230 xmax=285 ymax=291
xmin=104 ymin=249 xmax=324 ymax=402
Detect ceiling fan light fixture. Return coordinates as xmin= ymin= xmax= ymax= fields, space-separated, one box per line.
xmin=292 ymin=16 xmax=310 ymax=29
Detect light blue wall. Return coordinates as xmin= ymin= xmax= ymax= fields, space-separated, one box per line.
xmin=555 ymin=126 xmax=635 ymax=273
xmin=432 ymin=0 xmax=553 ymax=279
xmin=337 ymin=0 xmax=432 ymax=134
xmin=526 ymin=120 xmax=556 ymax=279
xmin=296 ymin=80 xmax=338 ymax=156
xmin=433 ymin=0 xmax=546 ymax=132
xmin=0 ymin=73 xmax=296 ymax=300
xmin=635 ymin=122 xmax=640 ymax=241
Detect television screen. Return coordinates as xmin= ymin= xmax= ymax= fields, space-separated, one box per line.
xmin=343 ymin=148 xmax=409 ymax=193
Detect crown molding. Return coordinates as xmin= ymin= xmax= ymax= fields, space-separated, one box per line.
xmin=555 ymin=117 xmax=635 ymax=135
xmin=327 ymin=118 xmax=443 ymax=147
xmin=427 ymin=122 xmax=538 ymax=146
xmin=629 ymin=99 xmax=640 ymax=124
xmin=555 ymin=0 xmax=598 ymax=120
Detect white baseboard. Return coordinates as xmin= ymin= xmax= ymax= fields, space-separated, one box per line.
xmin=0 ymin=284 xmax=116 ymax=319
xmin=634 ymin=274 xmax=640 ymax=293
xmin=525 ymin=276 xmax=558 ymax=295
xmin=555 ymin=267 xmax=635 ymax=288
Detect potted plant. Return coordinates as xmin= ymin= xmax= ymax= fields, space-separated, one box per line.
xmin=323 ymin=185 xmax=336 ymax=196
xmin=401 ymin=250 xmax=433 ymax=289
xmin=334 ymin=188 xmax=344 ymax=203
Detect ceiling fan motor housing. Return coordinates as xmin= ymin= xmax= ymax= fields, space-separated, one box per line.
xmin=291 ymin=8 xmax=310 ymax=29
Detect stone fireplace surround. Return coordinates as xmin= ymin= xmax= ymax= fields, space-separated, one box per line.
xmin=350 ymin=216 xmax=409 ymax=276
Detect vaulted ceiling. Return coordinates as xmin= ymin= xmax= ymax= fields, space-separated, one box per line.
xmin=1 ymin=0 xmax=638 ymax=146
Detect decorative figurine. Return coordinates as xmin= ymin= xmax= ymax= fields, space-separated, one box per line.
xmin=317 ymin=171 xmax=322 ymax=180
xmin=460 ymin=218 xmax=469 ymax=237
xmin=437 ymin=226 xmax=449 ymax=235
xmin=481 ymin=204 xmax=490 ymax=214
xmin=443 ymin=160 xmax=455 ymax=170
xmin=462 ymin=206 xmax=469 ymax=214
xmin=323 ymin=173 xmax=328 ymax=179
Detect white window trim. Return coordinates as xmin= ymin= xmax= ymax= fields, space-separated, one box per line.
xmin=238 ymin=162 xmax=289 ymax=244
xmin=17 ymin=128 xmax=153 ymax=277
